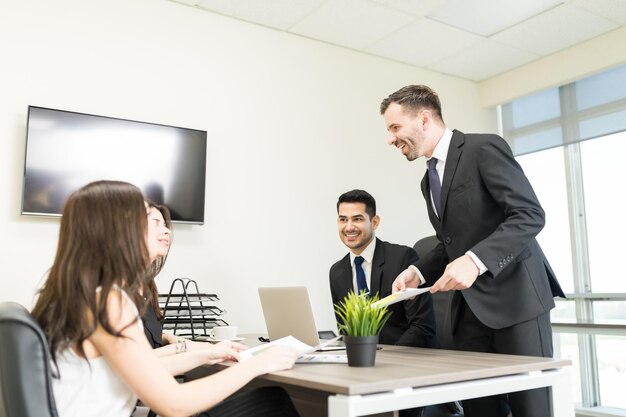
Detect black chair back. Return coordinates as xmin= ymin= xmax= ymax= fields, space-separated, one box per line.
xmin=0 ymin=302 xmax=58 ymax=417
xmin=413 ymin=236 xmax=455 ymax=349
xmin=412 ymin=235 xmax=440 ymax=261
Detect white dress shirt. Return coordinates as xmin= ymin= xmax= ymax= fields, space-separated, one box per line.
xmin=411 ymin=128 xmax=488 ymax=285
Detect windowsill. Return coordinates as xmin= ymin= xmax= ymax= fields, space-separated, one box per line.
xmin=552 ymin=322 xmax=626 ymax=336
xmin=576 ymin=406 xmax=626 ymax=417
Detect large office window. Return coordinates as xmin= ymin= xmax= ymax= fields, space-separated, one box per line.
xmin=501 ymin=63 xmax=626 ymax=414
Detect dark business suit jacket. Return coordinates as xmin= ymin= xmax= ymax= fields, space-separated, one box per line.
xmin=329 ymin=238 xmax=437 ymax=347
xmin=418 ymin=130 xmax=565 ymax=332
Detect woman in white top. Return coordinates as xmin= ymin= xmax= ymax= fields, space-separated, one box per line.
xmin=32 ymin=180 xmax=299 ymax=417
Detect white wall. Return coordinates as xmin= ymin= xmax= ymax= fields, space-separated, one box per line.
xmin=0 ymin=0 xmax=495 ymax=333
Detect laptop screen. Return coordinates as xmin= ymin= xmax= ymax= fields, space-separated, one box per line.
xmin=258 ymin=286 xmax=322 ymax=346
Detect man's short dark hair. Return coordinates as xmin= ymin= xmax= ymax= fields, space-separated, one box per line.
xmin=380 ymin=84 xmax=443 ymax=121
xmin=337 ymin=189 xmax=376 ymax=219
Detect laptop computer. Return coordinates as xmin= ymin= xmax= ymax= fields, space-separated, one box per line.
xmin=258 ymin=286 xmax=345 ymax=351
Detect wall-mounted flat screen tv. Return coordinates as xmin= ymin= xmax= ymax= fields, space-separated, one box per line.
xmin=22 ymin=106 xmax=207 ymax=224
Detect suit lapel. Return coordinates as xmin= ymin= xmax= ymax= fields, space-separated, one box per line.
xmin=440 ymin=130 xmax=465 ymax=222
xmin=370 ymin=238 xmax=384 ymax=296
xmin=336 ymin=254 xmax=354 ymax=297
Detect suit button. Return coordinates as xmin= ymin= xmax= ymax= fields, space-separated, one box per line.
xmin=498 ymin=261 xmax=504 ymax=268
xmin=445 ymin=237 xmax=451 ymax=244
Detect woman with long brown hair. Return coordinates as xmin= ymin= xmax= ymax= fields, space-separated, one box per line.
xmin=142 ymin=201 xmax=218 ymax=355
xmin=32 ymin=180 xmax=299 ymax=417
xmin=144 ymin=200 xmax=171 ymax=342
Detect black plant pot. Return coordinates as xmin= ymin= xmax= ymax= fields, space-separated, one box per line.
xmin=344 ymin=335 xmax=379 ymax=367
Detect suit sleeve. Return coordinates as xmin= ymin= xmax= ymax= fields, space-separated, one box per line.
xmin=396 ymin=248 xmax=437 ymax=347
xmin=470 ymin=136 xmax=545 ymax=278
xmin=415 ymin=236 xmax=448 ymax=286
xmin=329 ymin=266 xmax=344 ymax=326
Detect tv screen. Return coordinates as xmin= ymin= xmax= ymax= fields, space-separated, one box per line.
xmin=22 ymin=106 xmax=207 ymax=224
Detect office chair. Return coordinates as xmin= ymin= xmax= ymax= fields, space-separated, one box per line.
xmin=413 ymin=237 xmax=464 ymax=417
xmin=0 ymin=302 xmax=59 ymax=417
xmin=413 ymin=235 xmax=454 ymax=349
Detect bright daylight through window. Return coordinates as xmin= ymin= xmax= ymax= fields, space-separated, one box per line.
xmin=501 ymin=64 xmax=626 ymax=413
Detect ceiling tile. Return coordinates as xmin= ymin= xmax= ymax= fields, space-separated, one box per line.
xmin=428 ymin=39 xmax=540 ymax=81
xmin=369 ymin=0 xmax=447 ymax=17
xmin=169 ymin=0 xmax=626 ymax=82
xmin=366 ymin=18 xmax=484 ymax=67
xmin=288 ymin=0 xmax=416 ymax=50
xmin=571 ymin=0 xmax=626 ymax=25
xmin=426 ymin=0 xmax=563 ymax=36
xmin=195 ymin=0 xmax=328 ymax=30
xmin=493 ymin=3 xmax=619 ymax=55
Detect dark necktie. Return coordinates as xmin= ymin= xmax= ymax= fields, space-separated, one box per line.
xmin=354 ymin=256 xmax=369 ymax=296
xmin=428 ymin=157 xmax=442 ymax=217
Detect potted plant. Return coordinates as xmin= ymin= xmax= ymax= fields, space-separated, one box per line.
xmin=334 ymin=291 xmax=391 ymax=367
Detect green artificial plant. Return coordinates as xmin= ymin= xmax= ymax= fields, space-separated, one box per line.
xmin=334 ymin=291 xmax=392 ymax=337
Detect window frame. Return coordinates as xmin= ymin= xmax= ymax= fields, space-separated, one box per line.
xmin=499 ymin=70 xmax=626 ymax=412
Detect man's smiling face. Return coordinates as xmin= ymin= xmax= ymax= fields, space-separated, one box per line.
xmin=337 ymin=202 xmax=378 ymax=255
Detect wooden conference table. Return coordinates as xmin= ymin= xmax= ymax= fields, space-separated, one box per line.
xmin=186 ymin=341 xmax=573 ymax=417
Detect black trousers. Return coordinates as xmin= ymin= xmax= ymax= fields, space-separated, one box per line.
xmin=453 ymin=297 xmax=554 ymax=417
xmin=200 ymin=386 xmax=300 ymax=417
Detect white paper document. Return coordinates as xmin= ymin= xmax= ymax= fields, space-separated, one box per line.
xmin=296 ymin=354 xmax=347 ymax=363
xmin=239 ymin=335 xmax=344 ymax=361
xmin=372 ymin=287 xmax=432 ymax=308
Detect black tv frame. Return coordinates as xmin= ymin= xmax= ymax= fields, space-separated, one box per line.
xmin=21 ymin=105 xmax=207 ymax=225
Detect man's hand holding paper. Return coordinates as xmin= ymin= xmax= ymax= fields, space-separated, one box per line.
xmin=391 ymin=266 xmax=422 ymax=293
xmin=372 ymin=287 xmax=432 ymax=308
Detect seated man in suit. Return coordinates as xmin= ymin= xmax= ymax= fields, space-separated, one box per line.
xmin=329 ymin=189 xmax=437 ymax=348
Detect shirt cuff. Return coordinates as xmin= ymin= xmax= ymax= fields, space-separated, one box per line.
xmin=466 ymin=251 xmax=488 ymax=275
xmin=408 ymin=265 xmax=426 ymax=286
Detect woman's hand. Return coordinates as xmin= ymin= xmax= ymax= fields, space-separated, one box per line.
xmin=164 ymin=336 xmax=211 ymax=352
xmin=203 ymin=341 xmax=247 ymax=364
xmin=247 ymin=346 xmax=298 ymax=374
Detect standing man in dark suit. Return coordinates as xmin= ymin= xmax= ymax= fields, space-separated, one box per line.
xmin=380 ymin=85 xmax=565 ymax=417
xmin=329 ymin=189 xmax=437 ymax=348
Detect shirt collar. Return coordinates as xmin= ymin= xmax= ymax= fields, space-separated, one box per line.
xmin=429 ymin=128 xmax=453 ymax=165
xmin=350 ymin=237 xmax=377 ymax=265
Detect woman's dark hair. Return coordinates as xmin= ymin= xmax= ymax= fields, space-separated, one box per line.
xmin=32 ymin=180 xmax=150 ymax=362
